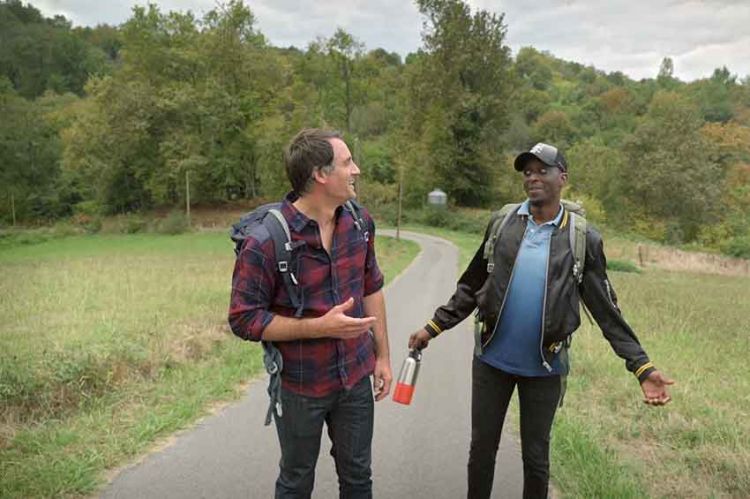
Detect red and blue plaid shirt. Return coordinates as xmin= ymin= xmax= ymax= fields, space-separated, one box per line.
xmin=228 ymin=193 xmax=384 ymax=397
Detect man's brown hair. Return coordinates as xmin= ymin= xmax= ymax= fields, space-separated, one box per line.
xmin=284 ymin=129 xmax=344 ymax=195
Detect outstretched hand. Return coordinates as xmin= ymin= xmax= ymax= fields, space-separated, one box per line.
xmin=640 ymin=370 xmax=674 ymax=406
xmin=318 ymin=297 xmax=376 ymax=339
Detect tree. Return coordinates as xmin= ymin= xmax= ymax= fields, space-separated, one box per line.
xmin=61 ymin=1 xmax=289 ymax=211
xmin=657 ymin=57 xmax=678 ymax=89
xmin=565 ymin=138 xmax=624 ymax=219
xmin=531 ymin=109 xmax=577 ymax=149
xmin=403 ymin=0 xmax=513 ymax=206
xmin=0 ymin=77 xmax=74 ymax=222
xmin=515 ymin=47 xmax=553 ymax=91
xmin=620 ymin=92 xmax=722 ymax=242
xmin=326 ymin=28 xmax=364 ymax=133
xmin=0 ymin=1 xmax=110 ymax=98
xmin=688 ymin=66 xmax=736 ymax=123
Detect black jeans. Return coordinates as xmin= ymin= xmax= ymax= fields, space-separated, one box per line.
xmin=274 ymin=375 xmax=374 ymax=499
xmin=468 ymin=357 xmax=562 ymax=499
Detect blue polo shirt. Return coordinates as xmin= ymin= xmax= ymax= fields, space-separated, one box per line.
xmin=480 ymin=201 xmax=564 ymax=377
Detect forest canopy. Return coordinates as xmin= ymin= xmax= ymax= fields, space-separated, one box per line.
xmin=1 ymin=0 xmax=749 ymax=256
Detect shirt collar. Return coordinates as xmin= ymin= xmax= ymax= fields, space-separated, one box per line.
xmin=281 ymin=191 xmax=345 ymax=233
xmin=519 ymin=199 xmax=564 ymax=227
xmin=281 ymin=192 xmax=311 ymax=233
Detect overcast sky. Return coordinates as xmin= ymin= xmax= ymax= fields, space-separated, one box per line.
xmin=33 ymin=0 xmax=750 ymax=81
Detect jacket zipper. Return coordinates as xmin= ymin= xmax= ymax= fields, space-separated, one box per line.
xmin=539 ymin=228 xmax=553 ymax=372
xmin=483 ymin=222 xmax=528 ymax=350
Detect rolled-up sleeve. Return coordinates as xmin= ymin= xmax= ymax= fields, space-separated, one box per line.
xmin=363 ymin=214 xmax=384 ymax=296
xmin=228 ymin=239 xmax=276 ymax=341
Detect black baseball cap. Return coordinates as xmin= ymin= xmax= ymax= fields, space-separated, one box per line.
xmin=514 ymin=143 xmax=568 ymax=172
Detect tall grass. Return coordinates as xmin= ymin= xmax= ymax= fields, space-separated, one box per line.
xmin=0 ymin=231 xmax=419 ymax=498
xmin=414 ymin=224 xmax=750 ymax=498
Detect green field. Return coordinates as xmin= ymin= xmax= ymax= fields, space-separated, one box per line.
xmin=409 ymin=225 xmax=750 ymax=498
xmin=0 ymin=231 xmax=419 ymax=498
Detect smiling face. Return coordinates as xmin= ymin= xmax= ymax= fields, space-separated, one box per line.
xmin=522 ymin=158 xmax=567 ymax=207
xmin=316 ymin=138 xmax=360 ymax=204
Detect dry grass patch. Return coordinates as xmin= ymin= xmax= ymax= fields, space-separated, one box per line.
xmin=421 ymin=226 xmax=750 ymax=498
xmin=1 ymin=231 xmax=419 ymax=498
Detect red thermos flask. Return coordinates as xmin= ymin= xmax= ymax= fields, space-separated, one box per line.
xmin=392 ymin=349 xmax=422 ymax=405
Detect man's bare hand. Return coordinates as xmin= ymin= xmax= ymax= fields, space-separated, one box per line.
xmin=316 ymin=297 xmax=376 ymax=339
xmin=640 ymin=370 xmax=674 ymax=406
xmin=373 ymin=357 xmax=392 ymax=401
xmin=408 ymin=328 xmax=432 ymax=351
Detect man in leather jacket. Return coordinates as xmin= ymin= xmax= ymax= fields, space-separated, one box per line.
xmin=409 ymin=142 xmax=673 ymax=499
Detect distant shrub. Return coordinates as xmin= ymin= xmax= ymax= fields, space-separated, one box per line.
xmin=447 ymin=208 xmax=490 ymax=235
xmin=723 ymin=235 xmax=750 ymax=259
xmin=413 ymin=206 xmax=489 ymax=235
xmin=419 ymin=205 xmax=451 ymax=228
xmin=157 ymin=211 xmax=190 ymax=235
xmin=631 ymin=217 xmax=667 ymax=242
xmin=696 ymin=222 xmax=732 ymax=251
xmin=68 ymin=201 xmax=103 ymax=234
xmin=0 ymin=230 xmax=39 ymax=247
xmin=51 ymin=222 xmax=80 ymax=237
xmin=73 ymin=200 xmax=103 ymax=217
xmin=120 ymin=214 xmax=147 ymax=234
xmin=83 ymin=217 xmax=102 ymax=234
xmin=0 ymin=225 xmax=82 ymax=249
xmin=607 ymin=259 xmax=642 ymax=273
xmin=359 ymin=181 xmax=399 ymax=225
xmin=372 ymin=204 xmax=399 ymax=226
xmin=564 ymin=192 xmax=607 ymax=226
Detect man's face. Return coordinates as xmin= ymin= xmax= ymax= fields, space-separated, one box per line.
xmin=319 ymin=138 xmax=360 ymax=203
xmin=522 ymin=158 xmax=567 ymax=206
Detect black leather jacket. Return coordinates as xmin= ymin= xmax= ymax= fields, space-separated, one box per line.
xmin=424 ymin=205 xmax=655 ymax=382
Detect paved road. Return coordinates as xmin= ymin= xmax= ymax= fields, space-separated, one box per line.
xmin=101 ymin=231 xmax=523 ymax=498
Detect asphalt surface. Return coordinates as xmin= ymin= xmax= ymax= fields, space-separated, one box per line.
xmin=101 ymin=231 xmax=523 ymax=498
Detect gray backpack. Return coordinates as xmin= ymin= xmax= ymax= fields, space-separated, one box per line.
xmin=483 ymin=199 xmax=587 ymax=284
xmin=230 ymin=200 xmax=366 ymax=425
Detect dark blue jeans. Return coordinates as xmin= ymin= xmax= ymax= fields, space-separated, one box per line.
xmin=468 ymin=357 xmax=562 ymax=499
xmin=274 ymin=375 xmax=374 ymax=499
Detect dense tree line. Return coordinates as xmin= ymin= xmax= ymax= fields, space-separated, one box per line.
xmin=1 ymin=0 xmax=749 ymax=255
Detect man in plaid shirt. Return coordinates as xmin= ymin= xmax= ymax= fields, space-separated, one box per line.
xmin=229 ymin=128 xmax=391 ymax=498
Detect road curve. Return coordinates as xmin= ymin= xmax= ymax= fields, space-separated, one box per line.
xmin=101 ymin=231 xmax=523 ymax=499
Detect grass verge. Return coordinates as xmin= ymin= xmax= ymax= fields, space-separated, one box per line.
xmin=0 ymin=231 xmax=419 ymax=498
xmin=407 ymin=224 xmax=750 ymax=498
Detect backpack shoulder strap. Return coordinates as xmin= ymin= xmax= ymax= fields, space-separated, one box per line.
xmin=261 ymin=208 xmax=305 ymax=317
xmin=561 ymin=198 xmax=586 ymax=217
xmin=567 ymin=209 xmax=594 ymax=325
xmin=256 ymin=207 xmax=306 ymax=426
xmin=343 ymin=199 xmax=369 ymax=241
xmin=483 ymin=203 xmax=521 ymax=273
xmin=568 ymin=211 xmax=587 ymax=284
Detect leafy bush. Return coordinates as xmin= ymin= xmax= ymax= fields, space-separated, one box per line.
xmin=419 ymin=205 xmax=451 ymax=228
xmin=82 ymin=216 xmax=103 ymax=234
xmin=723 ymin=235 xmax=750 ymax=259
xmin=119 ymin=214 xmax=147 ymax=234
xmin=71 ymin=201 xmax=103 ymax=234
xmin=412 ymin=206 xmax=490 ymax=235
xmin=631 ymin=216 xmax=667 ymax=242
xmin=157 ymin=211 xmax=190 ymax=235
xmin=51 ymin=222 xmax=80 ymax=237
xmin=607 ymin=259 xmax=642 ymax=273
xmin=73 ymin=200 xmax=103 ymax=217
xmin=564 ymin=191 xmax=607 ymax=226
xmin=0 ymin=225 xmax=82 ymax=249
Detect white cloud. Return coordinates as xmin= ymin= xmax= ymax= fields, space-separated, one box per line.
xmin=31 ymin=0 xmax=750 ymax=81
